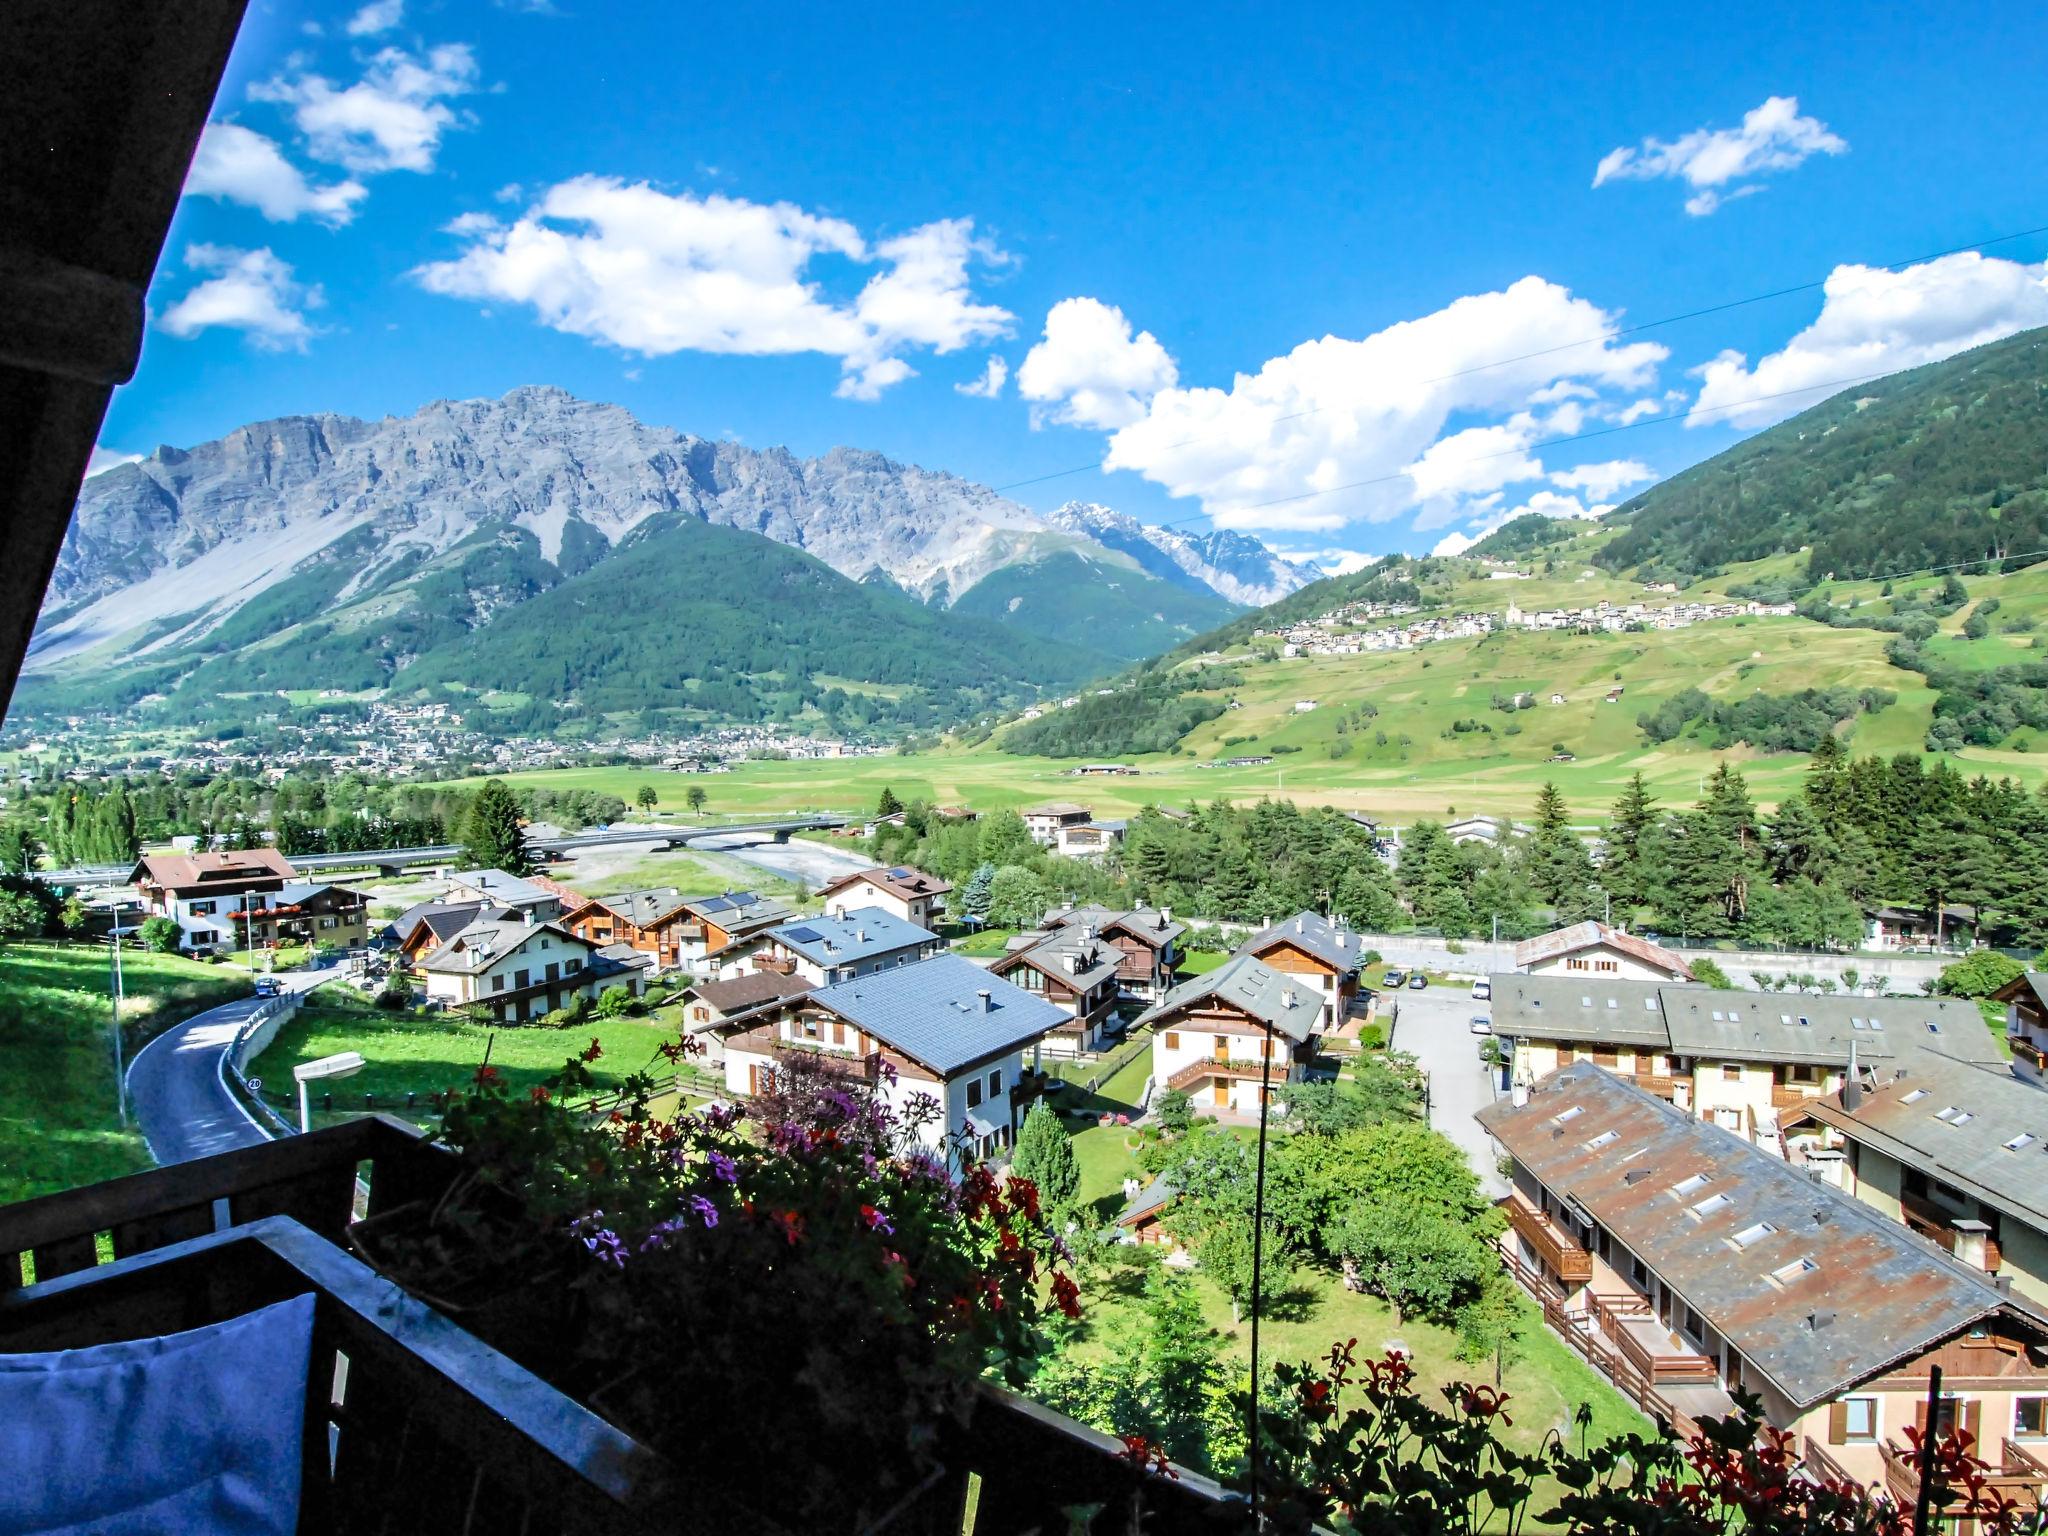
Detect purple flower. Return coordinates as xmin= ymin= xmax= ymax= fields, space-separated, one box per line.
xmin=639 ymin=1216 xmax=685 ymax=1254
xmin=707 ymin=1150 xmax=738 ymax=1184
xmin=568 ymin=1209 xmax=607 ymax=1238
xmin=690 ymin=1194 xmax=720 ymax=1228
xmin=860 ymin=1203 xmax=895 ymax=1236
xmin=702 ymin=1102 xmax=745 ymax=1132
xmin=583 ymin=1228 xmax=628 ymax=1269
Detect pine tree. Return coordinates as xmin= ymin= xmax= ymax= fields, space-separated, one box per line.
xmin=1602 ymin=773 xmax=1659 ymax=914
xmin=462 ymin=779 xmax=532 ymax=874
xmin=876 ymin=786 xmax=904 ymax=817
xmin=960 ymin=862 xmax=996 ymax=921
xmin=1010 ymin=1101 xmax=1080 ymax=1214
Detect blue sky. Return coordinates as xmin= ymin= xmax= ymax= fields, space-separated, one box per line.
xmin=99 ymin=0 xmax=2048 ymax=568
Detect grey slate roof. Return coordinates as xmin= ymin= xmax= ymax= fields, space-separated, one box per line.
xmin=1479 ymin=1062 xmax=2026 ymax=1410
xmin=381 ymin=899 xmax=487 ymax=947
xmin=420 ymin=915 xmax=588 ymax=975
xmin=1487 ymin=973 xmax=1674 ymax=1048
xmin=1807 ymin=1052 xmax=2048 ymax=1232
xmin=1118 ymin=1175 xmax=1180 ymax=1227
xmin=272 ymin=880 xmax=357 ymax=908
xmin=993 ymin=925 xmax=1121 ymax=991
xmin=585 ymin=887 xmax=689 ymax=926
xmin=1045 ymin=904 xmax=1186 ymax=949
xmin=449 ymin=869 xmax=556 ymax=908
xmin=1658 ymin=988 xmax=2003 ymax=1068
xmin=1134 ymin=953 xmax=1324 ymax=1042
xmin=1513 ymin=920 xmax=1693 ymax=980
xmin=764 ymin=906 xmax=938 ymax=967
xmin=687 ymin=890 xmax=797 ymax=932
xmin=684 ymin=970 xmax=816 ymax=1020
xmin=1237 ymin=910 xmax=1366 ymax=974
xmin=808 ymin=953 xmax=1068 ymax=1076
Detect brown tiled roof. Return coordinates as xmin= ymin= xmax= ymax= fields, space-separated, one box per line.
xmin=816 ymin=865 xmax=954 ymax=903
xmin=528 ymin=873 xmax=589 ymax=907
xmin=687 ymin=971 xmax=816 ymax=1014
xmin=130 ymin=848 xmax=297 ymax=889
xmin=1512 ymin=921 xmax=1692 ymax=980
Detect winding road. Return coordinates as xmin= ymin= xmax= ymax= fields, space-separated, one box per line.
xmin=125 ymin=968 xmax=329 ymax=1165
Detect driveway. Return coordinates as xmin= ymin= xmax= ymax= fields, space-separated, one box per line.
xmin=125 ymin=966 xmax=330 ymax=1165
xmin=1382 ymin=984 xmax=1508 ymax=1197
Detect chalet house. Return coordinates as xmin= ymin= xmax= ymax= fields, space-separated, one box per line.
xmin=1995 ymin=972 xmax=2048 ymax=1085
xmin=128 ymin=848 xmax=298 ymax=952
xmin=1805 ymin=1052 xmax=2048 ymax=1308
xmin=1234 ymin=910 xmax=1366 ymax=1030
xmin=1515 ymin=921 xmax=1693 ymax=982
xmin=1053 ymin=820 xmax=1127 ymax=860
xmin=243 ymin=881 xmax=369 ymax=951
xmin=417 ymin=911 xmax=644 ymax=1023
xmin=1865 ymin=905 xmax=1976 ymax=952
xmin=1042 ymin=904 xmax=1185 ymax=1000
xmin=986 ymin=924 xmax=1122 ymax=1056
xmin=1490 ymin=974 xmax=2003 ymax=1147
xmin=1022 ymin=803 xmax=1094 ymax=847
xmin=1135 ymin=955 xmax=1322 ymax=1116
xmin=676 ymin=971 xmax=816 ymax=1066
xmin=442 ymin=869 xmax=565 ymax=922
xmin=717 ymin=954 xmax=1067 ymax=1171
xmin=1482 ymin=1062 xmax=2048 ymax=1500
xmin=816 ymin=865 xmax=952 ymax=928
xmin=385 ymin=901 xmax=488 ymax=968
xmin=683 ymin=890 xmax=799 ymax=973
xmin=726 ymin=906 xmax=941 ymax=987
xmin=1116 ymin=1175 xmax=1183 ymax=1253
xmin=562 ymin=887 xmax=695 ymax=971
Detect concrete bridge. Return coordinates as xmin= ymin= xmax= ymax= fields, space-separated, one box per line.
xmin=40 ymin=816 xmax=850 ymax=887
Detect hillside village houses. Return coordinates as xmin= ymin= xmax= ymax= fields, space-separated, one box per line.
xmin=1997 ymin=972 xmax=2048 ymax=1084
xmin=714 ymin=953 xmax=1068 ymax=1170
xmin=1234 ymin=910 xmax=1367 ymax=1031
xmin=1515 ymin=920 xmax=1694 ymax=982
xmin=986 ymin=924 xmax=1123 ymax=1056
xmin=1053 ymin=818 xmax=1127 ymax=859
xmin=416 ymin=908 xmax=645 ymax=1022
xmin=562 ymin=887 xmax=698 ymax=971
xmin=1488 ymin=973 xmax=2007 ymax=1149
xmin=1480 ymin=1062 xmax=2048 ymax=1496
xmin=126 ymin=848 xmax=368 ymax=955
xmin=716 ymin=906 xmax=942 ymax=986
xmin=676 ymin=970 xmax=816 ymax=1068
xmin=1136 ymin=953 xmax=1325 ymax=1117
xmin=1500 ymin=596 xmax=1797 ymax=632
xmin=817 ymin=865 xmax=951 ymax=928
xmin=1039 ymin=903 xmax=1186 ymax=1000
xmin=679 ymin=890 xmax=798 ymax=973
xmin=443 ymin=868 xmax=568 ymax=921
xmin=1022 ymin=802 xmax=1095 ymax=847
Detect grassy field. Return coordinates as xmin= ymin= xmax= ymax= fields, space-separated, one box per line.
xmin=0 ymin=943 xmax=251 ymax=1204
xmin=247 ymin=993 xmax=692 ymax=1130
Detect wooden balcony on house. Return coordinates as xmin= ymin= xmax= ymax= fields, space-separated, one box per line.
xmin=1771 ymin=1083 xmax=1818 ymax=1112
xmin=1499 ymin=1193 xmax=1593 ymax=1285
xmin=1879 ymin=1438 xmax=2048 ymax=1513
xmin=1587 ymin=1292 xmax=1721 ymax=1386
xmin=0 ymin=1117 xmax=1244 ymax=1534
xmin=1801 ymin=1437 xmax=1865 ymax=1490
xmin=1167 ymin=1057 xmax=1277 ymax=1093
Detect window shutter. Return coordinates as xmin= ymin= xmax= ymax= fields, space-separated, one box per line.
xmin=1964 ymin=1400 xmax=1982 ymax=1445
xmin=1827 ymin=1402 xmax=1848 ymax=1445
xmin=1914 ymin=1400 xmax=1930 ymax=1435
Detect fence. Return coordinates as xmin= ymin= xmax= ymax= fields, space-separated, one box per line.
xmin=224 ymin=990 xmax=307 ymax=1137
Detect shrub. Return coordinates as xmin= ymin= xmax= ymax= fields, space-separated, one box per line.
xmin=1935 ymin=950 xmax=2026 ymax=1000
xmin=1689 ymin=957 xmax=1733 ymax=989
xmin=139 ymin=915 xmax=182 ymax=953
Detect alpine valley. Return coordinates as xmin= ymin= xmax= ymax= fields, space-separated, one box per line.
xmin=23 ymin=387 xmax=1315 ymax=737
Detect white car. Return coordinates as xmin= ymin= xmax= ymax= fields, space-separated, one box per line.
xmin=1470 ymin=981 xmax=1491 ymax=1001
xmin=1469 ymin=1016 xmax=1493 ymax=1035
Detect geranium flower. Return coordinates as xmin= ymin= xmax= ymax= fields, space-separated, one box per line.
xmin=1050 ymin=1271 xmax=1081 ymax=1319
xmin=860 ymin=1203 xmax=894 ymax=1235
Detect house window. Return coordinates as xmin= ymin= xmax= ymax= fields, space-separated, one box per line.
xmin=191 ymin=901 xmax=216 ymax=916
xmin=2016 ymin=1397 xmax=2048 ymax=1440
xmin=1842 ymin=1397 xmax=1878 ymax=1442
xmin=491 ymin=976 xmax=505 ymax=993
xmin=831 ymin=1021 xmax=845 ymax=1046
xmin=1164 ymin=1032 xmax=1181 ymax=1050
xmin=1928 ymin=1398 xmax=1961 ymax=1439
xmin=566 ymin=958 xmax=580 ymax=974
xmin=1722 ymin=1063 xmax=1743 ymax=1082
xmin=967 ymin=1079 xmax=984 ymax=1109
xmin=988 ymin=1068 xmax=1002 ymax=1097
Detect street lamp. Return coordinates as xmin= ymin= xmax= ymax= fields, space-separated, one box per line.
xmin=293 ymin=1051 xmax=365 ymax=1134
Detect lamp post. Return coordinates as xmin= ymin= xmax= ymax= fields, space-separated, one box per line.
xmin=293 ymin=1051 xmax=366 ymax=1134
xmin=108 ymin=923 xmax=128 ymax=1127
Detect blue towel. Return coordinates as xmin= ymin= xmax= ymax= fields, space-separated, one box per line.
xmin=0 ymin=1292 xmax=314 ymax=1535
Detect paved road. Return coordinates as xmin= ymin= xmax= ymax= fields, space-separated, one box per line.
xmin=1384 ymin=983 xmax=1509 ymax=1197
xmin=125 ymin=968 xmax=328 ymax=1165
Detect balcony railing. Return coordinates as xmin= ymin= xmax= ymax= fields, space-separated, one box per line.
xmin=1587 ymin=1292 xmax=1721 ymax=1386
xmin=0 ymin=1116 xmax=1245 ymax=1534
xmin=1880 ymin=1438 xmax=2048 ymax=1513
xmin=1167 ymin=1057 xmax=1279 ymax=1092
xmin=1499 ymin=1193 xmax=1593 ymax=1286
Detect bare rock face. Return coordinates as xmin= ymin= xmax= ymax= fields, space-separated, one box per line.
xmin=40 ymin=388 xmax=1302 ymax=670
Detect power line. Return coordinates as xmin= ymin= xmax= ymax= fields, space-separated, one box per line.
xmin=985 ymin=216 xmax=2048 ymax=513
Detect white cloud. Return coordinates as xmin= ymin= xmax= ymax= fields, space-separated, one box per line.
xmin=1280 ymin=546 xmax=1376 ymax=576
xmin=442 ymin=210 xmax=501 ymax=235
xmin=413 ymin=177 xmax=1012 ymax=399
xmin=252 ymin=43 xmax=478 ymax=174
xmin=1692 ymin=252 xmax=2048 ymax=429
xmin=1431 ymin=529 xmax=1483 ymax=558
xmin=1016 ymin=297 xmax=1179 ymax=430
xmin=85 ymin=446 xmax=142 ymax=478
xmin=159 ymin=245 xmax=322 ymax=350
xmin=184 ymin=122 xmax=366 ymax=225
xmin=1403 ymin=422 xmax=1544 ymax=506
xmin=1549 ymin=458 xmax=1656 ymax=499
xmin=955 ymin=356 xmax=1008 ymax=398
xmin=1509 ymin=488 xmax=1612 ymax=522
xmin=346 ymin=0 xmax=404 ymax=35
xmin=1594 ymin=95 xmax=1846 ymax=215
xmin=1093 ymin=276 xmax=1664 ymax=533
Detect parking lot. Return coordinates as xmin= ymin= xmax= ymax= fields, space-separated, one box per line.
xmin=1382 ymin=981 xmax=1508 ymax=1197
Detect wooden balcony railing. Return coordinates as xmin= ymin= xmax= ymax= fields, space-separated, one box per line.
xmin=1880 ymin=1438 xmax=2048 ymax=1513
xmin=0 ymin=1117 xmax=1246 ymax=1534
xmin=1499 ymin=1193 xmax=1593 ymax=1285
xmin=1588 ymin=1292 xmax=1721 ymax=1386
xmin=1771 ymin=1083 xmax=1817 ymax=1112
xmin=1801 ymin=1436 xmax=1868 ymax=1491
xmin=1167 ymin=1057 xmax=1277 ymax=1092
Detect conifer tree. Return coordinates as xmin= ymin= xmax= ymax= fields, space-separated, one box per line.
xmin=462 ymin=779 xmax=531 ymax=875
xmin=1009 ymin=1101 xmax=1080 ymax=1215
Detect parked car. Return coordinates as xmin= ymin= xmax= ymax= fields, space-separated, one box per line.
xmin=1470 ymin=980 xmax=1491 ymax=1001
xmin=1406 ymin=973 xmax=1428 ymax=990
xmin=252 ymin=975 xmax=282 ymax=997
xmin=1383 ymin=969 xmax=1407 ymax=987
xmin=1469 ymin=1015 xmax=1492 ymax=1035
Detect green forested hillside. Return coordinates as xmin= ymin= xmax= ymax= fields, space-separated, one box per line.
xmin=952 ymin=550 xmax=1234 ymax=663
xmin=1597 ymin=326 xmax=2048 ymax=581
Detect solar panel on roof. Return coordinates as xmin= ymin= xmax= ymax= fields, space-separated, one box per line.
xmin=783 ymin=926 xmax=822 ymax=943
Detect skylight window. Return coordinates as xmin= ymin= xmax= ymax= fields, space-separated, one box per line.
xmin=1935 ymin=1106 xmax=1963 ymax=1122
xmin=1798 ymin=1016 xmax=1811 ymax=1027
xmin=1711 ymin=1010 xmax=1725 ymax=1022
xmin=1733 ymin=1221 xmax=1776 ymax=1248
xmin=1672 ymin=1173 xmax=1711 ymax=1197
xmin=1773 ymin=1258 xmax=1818 ymax=1282
xmin=1606 ymin=998 xmax=1618 ymax=1008
xmin=1586 ymin=1130 xmax=1619 ymax=1150
xmin=1780 ymin=1014 xmax=1793 ymax=1025
xmin=1581 ymin=996 xmax=1592 ymax=1007
xmin=1553 ymin=1106 xmax=1583 ymax=1125
xmin=1851 ymin=1018 xmax=1867 ymax=1030
xmin=2007 ymin=1133 xmax=2037 ymax=1151
xmin=1690 ymin=1192 xmax=1733 ymax=1217
xmin=1901 ymin=1088 xmax=1928 ymax=1104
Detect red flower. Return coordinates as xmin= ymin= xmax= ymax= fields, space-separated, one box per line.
xmin=1050 ymin=1271 xmax=1081 ymax=1320
xmin=771 ymin=1209 xmax=805 ymax=1246
xmin=528 ymin=1085 xmax=550 ymax=1103
xmin=1117 ymin=1435 xmax=1178 ymax=1480
xmin=581 ymin=1037 xmax=604 ymax=1062
xmin=472 ymin=1064 xmax=500 ymax=1086
xmin=1005 ymin=1175 xmax=1041 ymax=1221
xmin=1301 ymin=1379 xmax=1336 ymax=1422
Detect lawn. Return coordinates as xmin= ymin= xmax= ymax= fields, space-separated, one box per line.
xmin=1178 ymin=948 xmax=1231 ymax=976
xmin=246 ymin=993 xmax=690 ymax=1130
xmin=950 ymin=926 xmax=1020 ymax=957
xmin=0 ymin=942 xmax=251 ymax=1203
